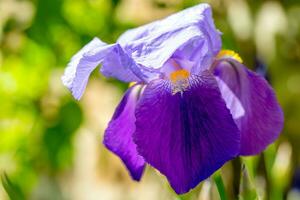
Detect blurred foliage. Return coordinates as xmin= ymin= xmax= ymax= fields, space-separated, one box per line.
xmin=0 ymin=0 xmax=300 ymax=199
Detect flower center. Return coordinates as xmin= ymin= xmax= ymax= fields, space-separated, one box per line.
xmin=169 ymin=69 xmax=190 ymax=95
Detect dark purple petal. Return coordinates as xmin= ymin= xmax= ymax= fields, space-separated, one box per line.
xmin=62 ymin=38 xmax=144 ymax=100
xmin=104 ymin=85 xmax=145 ymax=181
xmin=134 ymin=72 xmax=240 ymax=194
xmin=214 ymin=59 xmax=284 ymax=155
xmin=117 ymin=4 xmax=221 ymax=73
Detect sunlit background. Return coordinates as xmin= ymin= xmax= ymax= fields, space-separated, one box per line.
xmin=0 ymin=0 xmax=300 ymax=199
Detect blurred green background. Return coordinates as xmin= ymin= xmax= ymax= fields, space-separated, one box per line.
xmin=0 ymin=0 xmax=300 ymax=199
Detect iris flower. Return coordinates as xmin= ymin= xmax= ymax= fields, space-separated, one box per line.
xmin=62 ymin=4 xmax=283 ymax=194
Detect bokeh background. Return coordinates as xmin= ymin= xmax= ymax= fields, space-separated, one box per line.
xmin=1 ymin=0 xmax=300 ymax=199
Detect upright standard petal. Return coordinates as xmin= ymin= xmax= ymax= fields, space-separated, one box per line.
xmin=62 ymin=38 xmax=144 ymax=100
xmin=214 ymin=59 xmax=284 ymax=155
xmin=117 ymin=4 xmax=221 ymax=73
xmin=62 ymin=37 xmax=104 ymax=99
xmin=134 ymin=72 xmax=240 ymax=194
xmin=104 ymin=85 xmax=145 ymax=181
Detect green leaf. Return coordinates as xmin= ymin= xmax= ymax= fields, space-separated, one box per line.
xmin=213 ymin=171 xmax=228 ymax=200
xmin=1 ymin=173 xmax=26 ymax=200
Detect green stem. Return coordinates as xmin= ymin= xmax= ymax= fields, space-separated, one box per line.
xmin=213 ymin=171 xmax=228 ymax=200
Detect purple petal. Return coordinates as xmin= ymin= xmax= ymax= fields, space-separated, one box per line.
xmin=104 ymin=85 xmax=145 ymax=181
xmin=99 ymin=44 xmax=151 ymax=82
xmin=117 ymin=4 xmax=221 ymax=73
xmin=214 ymin=59 xmax=284 ymax=155
xmin=134 ymin=72 xmax=240 ymax=194
xmin=62 ymin=38 xmax=105 ymax=99
xmin=62 ymin=38 xmax=144 ymax=100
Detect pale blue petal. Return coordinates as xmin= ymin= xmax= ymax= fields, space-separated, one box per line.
xmin=117 ymin=4 xmax=221 ymax=73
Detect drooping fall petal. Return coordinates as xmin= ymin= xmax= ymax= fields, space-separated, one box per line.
xmin=104 ymin=85 xmax=145 ymax=180
xmin=134 ymin=72 xmax=240 ymax=193
xmin=214 ymin=59 xmax=284 ymax=155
